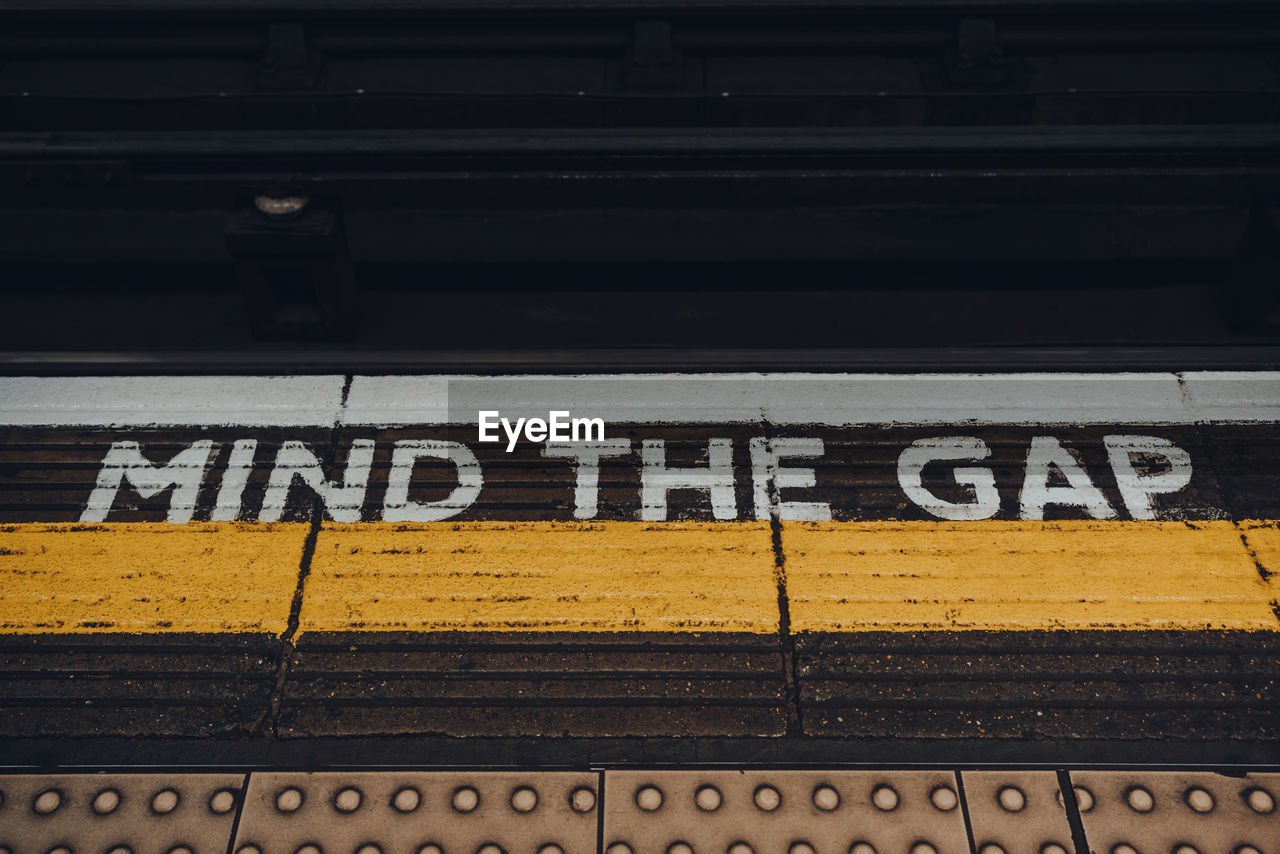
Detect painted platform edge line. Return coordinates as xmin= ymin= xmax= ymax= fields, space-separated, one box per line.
xmin=4 ymin=520 xmax=1280 ymax=634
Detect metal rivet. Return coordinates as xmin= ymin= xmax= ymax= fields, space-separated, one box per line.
xmin=276 ymin=788 xmax=304 ymax=813
xmin=296 ymin=846 xmax=322 ymax=854
xmin=998 ymin=787 xmax=1026 ymax=812
xmin=476 ymin=845 xmax=504 ymax=854
xmin=753 ymin=786 xmax=781 ymax=812
xmin=452 ymin=787 xmax=480 ymax=813
xmin=355 ymin=846 xmax=382 ymax=854
xmin=727 ymin=844 xmax=753 ymax=854
xmin=254 ymin=195 xmax=310 ymax=217
xmin=606 ymin=844 xmax=633 ymax=854
xmin=33 ymin=789 xmax=62 ymax=815
xmin=392 ymin=787 xmax=421 ymax=813
xmin=570 ymin=788 xmax=597 ymax=813
xmin=209 ymin=790 xmax=236 ymax=814
xmin=1244 ymin=787 xmax=1274 ymax=813
xmin=416 ymin=845 xmax=444 ymax=854
xmin=1126 ymin=787 xmax=1155 ymax=813
xmin=1111 ymin=846 xmax=1139 ymax=854
xmin=511 ymin=787 xmax=538 ymax=813
xmin=909 ymin=844 xmax=938 ymax=854
xmin=93 ymin=790 xmax=121 ymax=815
xmin=636 ymin=786 xmax=663 ymax=812
xmin=813 ymin=786 xmax=840 ymax=811
xmin=1173 ymin=846 xmax=1200 ymax=854
xmin=790 ymin=843 xmax=816 ymax=854
xmin=930 ymin=787 xmax=958 ymax=811
xmin=871 ymin=785 xmax=898 ymax=811
xmin=668 ymin=844 xmax=694 ymax=854
xmin=1184 ymin=788 xmax=1214 ymax=813
xmin=1040 ymin=845 xmax=1069 ymax=854
xmin=979 ymin=845 xmax=1005 ymax=854
xmin=538 ymin=846 xmax=564 ymax=854
xmin=694 ymin=786 xmax=721 ymax=812
xmin=152 ymin=789 xmax=180 ymax=814
xmin=334 ymin=788 xmax=362 ymax=813
xmin=850 ymin=844 xmax=877 ymax=854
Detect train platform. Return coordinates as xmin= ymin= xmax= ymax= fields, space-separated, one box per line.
xmin=1 ymin=370 xmax=1278 ymax=852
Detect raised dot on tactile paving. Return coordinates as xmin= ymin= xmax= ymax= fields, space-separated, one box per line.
xmin=356 ymin=845 xmax=382 ymax=854
xmin=1184 ymin=787 xmax=1214 ymax=813
xmin=538 ymin=845 xmax=564 ymax=854
xmin=930 ymin=787 xmax=958 ymax=811
xmin=570 ymin=788 xmax=596 ymax=813
xmin=334 ymin=788 xmax=362 ymax=813
xmin=606 ymin=844 xmax=632 ymax=854
xmin=295 ymin=845 xmax=322 ymax=854
xmin=849 ymin=843 xmax=876 ymax=854
xmin=107 ymin=847 xmax=132 ymax=854
xmin=1244 ymin=787 xmax=1274 ymax=813
xmin=393 ymin=787 xmax=421 ymax=813
xmin=727 ymin=843 xmax=753 ymax=854
xmin=476 ymin=845 xmax=504 ymax=854
xmin=909 ymin=844 xmax=937 ymax=854
xmin=1125 ymin=787 xmax=1154 ymax=813
xmin=1111 ymin=845 xmax=1138 ymax=854
xmin=93 ymin=789 xmax=121 ymax=814
xmin=152 ymin=789 xmax=179 ymax=814
xmin=790 ymin=843 xmax=816 ymax=854
xmin=1073 ymin=787 xmax=1094 ymax=812
xmin=511 ymin=787 xmax=538 ymax=812
xmin=452 ymin=787 xmax=480 ymax=813
xmin=1040 ymin=845 xmax=1069 ymax=854
xmin=237 ymin=847 xmax=262 ymax=854
xmin=1173 ymin=846 xmax=1200 ymax=854
xmin=1235 ymin=846 xmax=1262 ymax=854
xmin=209 ymin=790 xmax=236 ymax=814
xmin=871 ymin=786 xmax=898 ymax=811
xmin=276 ymin=788 xmax=304 ymax=813
xmin=694 ymin=786 xmax=721 ymax=812
xmin=46 ymin=847 xmax=71 ymax=854
xmin=753 ymin=786 xmax=781 ymax=812
xmin=416 ymin=845 xmax=444 ymax=854
xmin=33 ymin=789 xmax=61 ymax=814
xmin=635 ymin=786 xmax=663 ymax=811
xmin=667 ymin=844 xmax=694 ymax=854
xmin=997 ymin=787 xmax=1026 ymax=812
xmin=812 ymin=786 xmax=840 ymax=811
xmin=168 ymin=848 xmax=193 ymax=854
xmin=979 ymin=845 xmax=1005 ymax=854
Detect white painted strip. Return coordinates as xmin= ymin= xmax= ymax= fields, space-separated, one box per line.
xmin=342 ymin=373 xmax=1193 ymax=426
xmin=4 ymin=372 xmax=1280 ymax=427
xmin=0 ymin=375 xmax=347 ymax=427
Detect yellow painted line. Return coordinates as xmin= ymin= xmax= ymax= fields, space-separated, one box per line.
xmin=0 ymin=523 xmax=307 ymax=633
xmin=298 ymin=521 xmax=779 ymax=633
xmin=3 ymin=520 xmax=1278 ymax=635
xmin=785 ymin=520 xmax=1280 ymax=631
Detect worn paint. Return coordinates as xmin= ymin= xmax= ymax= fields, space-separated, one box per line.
xmin=0 ymin=522 xmax=306 ymax=633
xmin=299 ymin=521 xmax=779 ymax=633
xmin=785 ymin=520 xmax=1280 ymax=631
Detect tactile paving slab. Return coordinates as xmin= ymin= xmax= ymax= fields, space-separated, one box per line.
xmin=1070 ymin=770 xmax=1280 ymax=854
xmin=231 ymin=771 xmax=599 ymax=854
xmin=0 ymin=772 xmax=246 ymax=854
xmin=602 ymin=770 xmax=970 ymax=854
xmin=960 ymin=771 xmax=1074 ymax=854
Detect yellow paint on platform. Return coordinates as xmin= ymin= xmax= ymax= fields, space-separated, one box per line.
xmin=0 ymin=523 xmax=307 ymax=633
xmin=298 ymin=521 xmax=779 ymax=632
xmin=2 ymin=520 xmax=1277 ymax=635
xmin=785 ymin=520 xmax=1280 ymax=631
